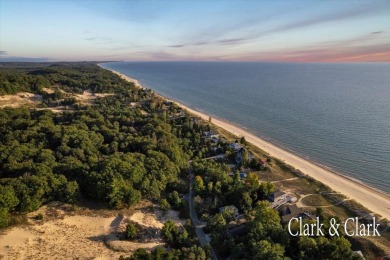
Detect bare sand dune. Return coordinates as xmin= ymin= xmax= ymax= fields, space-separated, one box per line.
xmin=74 ymin=89 xmax=114 ymax=104
xmin=0 ymin=202 xmax=185 ymax=259
xmin=108 ymin=69 xmax=390 ymax=220
xmin=0 ymin=92 xmax=42 ymax=108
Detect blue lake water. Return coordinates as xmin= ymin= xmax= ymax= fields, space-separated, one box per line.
xmin=101 ymin=62 xmax=390 ymax=194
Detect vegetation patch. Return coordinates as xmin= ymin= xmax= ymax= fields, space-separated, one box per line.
xmin=301 ymin=194 xmax=332 ymax=207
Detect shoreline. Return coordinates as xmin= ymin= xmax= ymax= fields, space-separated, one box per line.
xmin=99 ymin=64 xmax=144 ymax=89
xmin=101 ymin=65 xmax=390 ymax=220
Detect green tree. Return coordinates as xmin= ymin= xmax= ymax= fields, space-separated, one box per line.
xmin=160 ymin=198 xmax=170 ymax=211
xmin=252 ymin=240 xmax=285 ymax=260
xmin=0 ymin=185 xmax=19 ymax=209
xmin=240 ymin=191 xmax=253 ymax=212
xmin=0 ymin=208 xmax=9 ymax=228
xmin=245 ymin=172 xmax=259 ymax=189
xmin=194 ymin=175 xmax=205 ymax=194
xmin=181 ymin=245 xmax=207 ymax=260
xmin=168 ymin=191 xmax=182 ymax=209
xmin=125 ymin=223 xmax=137 ymax=240
xmin=162 ymin=220 xmax=178 ymax=244
xmin=248 ymin=201 xmax=282 ymax=241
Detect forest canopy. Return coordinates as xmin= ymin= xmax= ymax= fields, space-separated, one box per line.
xmin=0 ymin=62 xmax=210 ymax=227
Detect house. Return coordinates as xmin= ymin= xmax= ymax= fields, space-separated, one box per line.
xmin=219 ymin=205 xmax=239 ymax=219
xmin=203 ymin=131 xmax=219 ymax=139
xmin=211 ymin=136 xmax=219 ymax=144
xmin=191 ymin=116 xmax=201 ymax=124
xmin=235 ymin=148 xmax=245 ymax=164
xmin=235 ymin=148 xmax=254 ymax=164
xmin=228 ymin=224 xmax=248 ymax=237
xmin=280 ymin=204 xmax=316 ymax=223
xmin=229 ymin=142 xmax=243 ymax=151
xmin=267 ymin=191 xmax=287 ymax=208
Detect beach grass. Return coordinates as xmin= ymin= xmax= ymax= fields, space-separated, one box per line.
xmin=301 ymin=194 xmax=332 ymax=207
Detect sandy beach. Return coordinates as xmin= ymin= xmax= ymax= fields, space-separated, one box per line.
xmin=100 ymin=65 xmax=143 ymax=89
xmin=106 ymin=67 xmax=390 ymax=220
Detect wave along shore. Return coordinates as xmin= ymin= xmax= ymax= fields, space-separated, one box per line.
xmin=102 ymin=66 xmax=390 ymax=220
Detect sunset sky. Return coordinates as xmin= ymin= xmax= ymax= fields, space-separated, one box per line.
xmin=1 ymin=0 xmax=389 ymax=62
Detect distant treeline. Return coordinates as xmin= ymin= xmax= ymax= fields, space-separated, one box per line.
xmin=0 ymin=62 xmax=132 ymax=94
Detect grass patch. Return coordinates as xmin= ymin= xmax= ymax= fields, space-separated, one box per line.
xmin=274 ymin=178 xmax=321 ymax=195
xmin=322 ymin=205 xmax=355 ymax=220
xmin=349 ymin=236 xmax=388 ymax=260
xmin=301 ymin=194 xmax=332 ymax=207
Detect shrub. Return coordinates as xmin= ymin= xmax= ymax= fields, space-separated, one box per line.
xmin=125 ymin=223 xmax=136 ymax=240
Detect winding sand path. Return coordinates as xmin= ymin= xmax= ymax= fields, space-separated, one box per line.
xmin=102 ymin=67 xmax=390 ymax=220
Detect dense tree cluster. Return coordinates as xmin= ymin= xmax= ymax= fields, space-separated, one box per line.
xmin=0 ymin=63 xmax=212 ymax=227
xmin=193 ymin=161 xmax=362 ymax=259
xmin=202 ymin=199 xmax=362 ymax=259
xmin=192 ymin=160 xmax=275 ymax=217
xmin=0 ymin=62 xmax=133 ymax=94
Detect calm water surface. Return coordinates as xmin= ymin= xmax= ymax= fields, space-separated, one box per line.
xmin=101 ymin=62 xmax=390 ymax=194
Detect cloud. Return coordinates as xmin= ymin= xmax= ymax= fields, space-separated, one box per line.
xmin=85 ymin=37 xmax=115 ymax=44
xmin=164 ymin=3 xmax=388 ymax=52
xmin=241 ymin=3 xmax=390 ymax=43
xmin=167 ymin=38 xmax=245 ymax=49
xmin=229 ymin=41 xmax=390 ymax=62
xmin=310 ymin=31 xmax=386 ymax=50
xmin=85 ymin=37 xmax=109 ymax=41
xmin=279 ymin=5 xmax=381 ymax=31
xmin=167 ymin=44 xmax=185 ymax=48
xmin=0 ymin=51 xmax=7 ymax=56
xmin=217 ymin=38 xmax=246 ymax=45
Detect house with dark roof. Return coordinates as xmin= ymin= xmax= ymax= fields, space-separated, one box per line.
xmin=203 ymin=131 xmax=219 ymax=139
xmin=229 ymin=142 xmax=243 ymax=152
xmin=280 ymin=204 xmax=316 ymax=223
xmin=228 ymin=224 xmax=248 ymax=237
xmin=267 ymin=191 xmax=287 ymax=208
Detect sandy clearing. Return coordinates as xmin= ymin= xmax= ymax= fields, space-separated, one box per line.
xmin=0 ymin=92 xmax=42 ymax=108
xmin=0 ymin=202 xmax=186 ymax=259
xmin=130 ymin=212 xmax=164 ymax=229
xmin=108 ymin=69 xmax=390 ymax=220
xmin=41 ymin=87 xmax=55 ymax=94
xmin=74 ymin=89 xmax=114 ymax=104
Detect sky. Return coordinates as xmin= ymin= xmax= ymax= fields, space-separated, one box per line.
xmin=0 ymin=0 xmax=390 ymax=62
